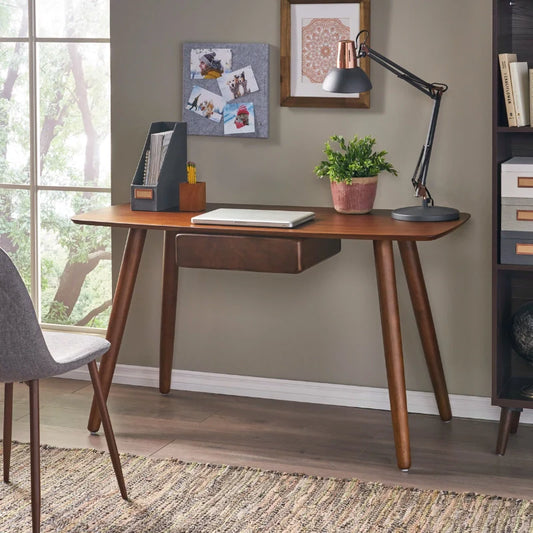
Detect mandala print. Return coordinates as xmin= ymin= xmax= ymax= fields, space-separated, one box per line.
xmin=301 ymin=18 xmax=351 ymax=83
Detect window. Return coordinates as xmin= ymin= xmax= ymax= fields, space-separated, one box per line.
xmin=0 ymin=0 xmax=111 ymax=329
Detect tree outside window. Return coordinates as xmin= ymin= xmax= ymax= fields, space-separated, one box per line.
xmin=0 ymin=0 xmax=111 ymax=329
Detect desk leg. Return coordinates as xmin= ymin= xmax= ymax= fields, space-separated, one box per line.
xmin=87 ymin=227 xmax=147 ymax=433
xmin=398 ymin=241 xmax=452 ymax=422
xmin=373 ymin=240 xmax=411 ymax=471
xmin=496 ymin=407 xmax=522 ymax=455
xmin=160 ymin=231 xmax=178 ymax=394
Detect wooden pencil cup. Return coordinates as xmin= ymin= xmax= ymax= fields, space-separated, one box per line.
xmin=179 ymin=182 xmax=206 ymax=212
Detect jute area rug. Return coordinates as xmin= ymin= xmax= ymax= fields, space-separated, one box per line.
xmin=0 ymin=444 xmax=531 ymax=532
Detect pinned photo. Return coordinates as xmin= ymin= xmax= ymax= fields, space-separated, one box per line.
xmin=224 ymin=102 xmax=255 ymax=135
xmin=186 ymin=86 xmax=226 ymax=123
xmin=217 ymin=65 xmax=259 ymax=101
xmin=190 ymin=48 xmax=232 ymax=80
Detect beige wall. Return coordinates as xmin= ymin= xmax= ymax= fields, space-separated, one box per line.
xmin=110 ymin=0 xmax=491 ymax=396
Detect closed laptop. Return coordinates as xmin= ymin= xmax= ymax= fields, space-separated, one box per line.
xmin=191 ymin=208 xmax=315 ymax=228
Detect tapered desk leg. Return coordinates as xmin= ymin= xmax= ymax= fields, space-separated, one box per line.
xmin=510 ymin=408 xmax=521 ymax=434
xmin=398 ymin=240 xmax=452 ymax=421
xmin=496 ymin=407 xmax=522 ymax=455
xmin=373 ymin=240 xmax=411 ymax=471
xmin=87 ymin=227 xmax=147 ymax=433
xmin=160 ymin=231 xmax=178 ymax=394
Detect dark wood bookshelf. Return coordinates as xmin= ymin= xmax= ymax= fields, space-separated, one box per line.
xmin=497 ymin=264 xmax=533 ymax=272
xmin=496 ymin=126 xmax=533 ymax=134
xmin=492 ymin=0 xmax=533 ymax=454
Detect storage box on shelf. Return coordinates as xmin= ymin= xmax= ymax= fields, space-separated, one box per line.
xmin=501 ymin=197 xmax=533 ymax=232
xmin=501 ymin=231 xmax=533 ymax=265
xmin=501 ymin=157 xmax=533 ymax=197
xmin=500 ymin=157 xmax=533 ymax=265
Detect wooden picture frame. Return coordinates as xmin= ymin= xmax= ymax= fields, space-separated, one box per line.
xmin=280 ymin=0 xmax=370 ymax=108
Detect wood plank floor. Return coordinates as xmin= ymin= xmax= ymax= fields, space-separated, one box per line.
xmin=2 ymin=378 xmax=533 ymax=501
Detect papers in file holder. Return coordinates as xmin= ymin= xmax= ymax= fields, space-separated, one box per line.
xmin=131 ymin=121 xmax=188 ymax=212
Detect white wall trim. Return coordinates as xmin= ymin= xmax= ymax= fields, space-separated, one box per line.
xmin=63 ymin=364 xmax=533 ymax=424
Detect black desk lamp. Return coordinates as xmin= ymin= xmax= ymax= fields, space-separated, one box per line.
xmin=322 ymin=30 xmax=459 ymax=222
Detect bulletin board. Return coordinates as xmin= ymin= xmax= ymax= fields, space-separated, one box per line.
xmin=182 ymin=42 xmax=269 ymax=138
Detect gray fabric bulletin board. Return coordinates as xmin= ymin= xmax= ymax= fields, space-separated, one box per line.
xmin=182 ymin=42 xmax=269 ymax=138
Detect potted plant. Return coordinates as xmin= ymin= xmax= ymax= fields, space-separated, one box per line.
xmin=314 ymin=135 xmax=397 ymax=214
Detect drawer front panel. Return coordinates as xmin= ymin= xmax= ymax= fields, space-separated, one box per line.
xmin=176 ymin=234 xmax=341 ymax=273
xmin=501 ymin=231 xmax=533 ymax=265
xmin=502 ymin=170 xmax=533 ymax=198
xmin=501 ymin=201 xmax=533 ymax=231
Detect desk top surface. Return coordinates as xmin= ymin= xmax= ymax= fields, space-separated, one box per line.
xmin=72 ymin=203 xmax=470 ymax=241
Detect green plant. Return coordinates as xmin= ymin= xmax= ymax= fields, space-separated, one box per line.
xmin=314 ymin=135 xmax=397 ymax=184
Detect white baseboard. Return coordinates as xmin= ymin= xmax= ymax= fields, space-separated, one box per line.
xmin=62 ymin=364 xmax=533 ymax=424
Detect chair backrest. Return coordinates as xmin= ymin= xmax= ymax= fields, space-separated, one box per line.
xmin=0 ymin=248 xmax=61 ymax=382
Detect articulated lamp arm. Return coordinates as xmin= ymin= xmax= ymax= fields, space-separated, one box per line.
xmin=356 ymin=30 xmax=448 ymax=207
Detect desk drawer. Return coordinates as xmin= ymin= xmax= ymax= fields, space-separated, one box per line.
xmin=176 ymin=234 xmax=341 ymax=273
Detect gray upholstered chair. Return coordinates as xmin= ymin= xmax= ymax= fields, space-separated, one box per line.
xmin=0 ymin=248 xmax=127 ymax=532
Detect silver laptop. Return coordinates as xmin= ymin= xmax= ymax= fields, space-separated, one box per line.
xmin=191 ymin=208 xmax=315 ymax=228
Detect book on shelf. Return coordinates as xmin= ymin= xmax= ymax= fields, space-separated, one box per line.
xmin=144 ymin=130 xmax=173 ymax=185
xmin=510 ymin=61 xmax=530 ymax=126
xmin=499 ymin=53 xmax=518 ymax=127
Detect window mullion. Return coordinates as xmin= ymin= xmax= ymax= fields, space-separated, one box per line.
xmin=28 ymin=0 xmax=40 ymax=312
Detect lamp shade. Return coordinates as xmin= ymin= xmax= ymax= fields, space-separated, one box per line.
xmin=322 ymin=67 xmax=372 ymax=93
xmin=322 ymin=39 xmax=372 ymax=93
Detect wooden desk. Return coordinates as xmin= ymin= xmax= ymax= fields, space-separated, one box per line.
xmin=73 ymin=203 xmax=469 ymax=470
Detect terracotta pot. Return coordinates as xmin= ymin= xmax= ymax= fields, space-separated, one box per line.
xmin=330 ymin=176 xmax=378 ymax=214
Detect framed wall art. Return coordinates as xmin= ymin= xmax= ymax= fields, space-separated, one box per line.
xmin=280 ymin=0 xmax=370 ymax=108
xmin=182 ymin=42 xmax=269 ymax=138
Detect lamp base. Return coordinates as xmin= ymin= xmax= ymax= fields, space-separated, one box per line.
xmin=391 ymin=205 xmax=460 ymax=222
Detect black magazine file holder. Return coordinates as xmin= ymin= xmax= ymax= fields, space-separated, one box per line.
xmin=131 ymin=121 xmax=187 ymax=211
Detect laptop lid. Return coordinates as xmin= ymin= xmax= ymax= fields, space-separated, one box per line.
xmin=191 ymin=208 xmax=315 ymax=228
